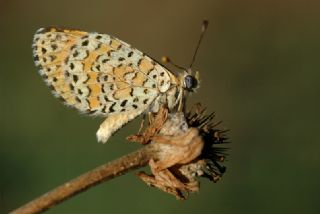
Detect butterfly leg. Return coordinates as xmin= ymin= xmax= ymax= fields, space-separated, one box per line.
xmin=137 ymin=113 xmax=146 ymax=134
xmin=137 ymin=107 xmax=157 ymax=134
xmin=148 ymin=111 xmax=154 ymax=125
xmin=177 ymin=87 xmax=185 ymax=112
xmin=127 ymin=107 xmax=168 ymax=145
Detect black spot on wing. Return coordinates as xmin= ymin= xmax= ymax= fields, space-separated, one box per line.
xmin=82 ymin=40 xmax=89 ymax=46
xmin=133 ymin=97 xmax=139 ymax=102
xmin=120 ymin=100 xmax=127 ymax=107
xmin=73 ymin=50 xmax=79 ymax=57
xmin=101 ymin=105 xmax=107 ymax=113
xmin=51 ymin=44 xmax=58 ymax=50
xmin=109 ymin=102 xmax=116 ymax=112
xmin=143 ymin=99 xmax=149 ymax=104
xmin=72 ymin=75 xmax=78 ymax=83
xmin=41 ymin=47 xmax=47 ymax=54
xmin=128 ymin=51 xmax=133 ymax=57
xmin=33 ymin=55 xmax=39 ymax=63
xmin=75 ymin=96 xmax=81 ymax=103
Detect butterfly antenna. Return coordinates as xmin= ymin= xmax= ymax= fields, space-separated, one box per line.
xmin=189 ymin=20 xmax=209 ymax=68
xmin=161 ymin=56 xmax=186 ymax=70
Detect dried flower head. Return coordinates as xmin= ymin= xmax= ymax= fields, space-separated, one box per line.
xmin=130 ymin=103 xmax=229 ymax=199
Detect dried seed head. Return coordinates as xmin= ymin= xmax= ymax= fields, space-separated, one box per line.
xmin=134 ymin=103 xmax=229 ymax=200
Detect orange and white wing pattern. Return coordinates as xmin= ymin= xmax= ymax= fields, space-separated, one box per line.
xmin=32 ymin=27 xmax=180 ymax=142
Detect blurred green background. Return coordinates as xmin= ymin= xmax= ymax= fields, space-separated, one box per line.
xmin=1 ymin=0 xmax=319 ymax=213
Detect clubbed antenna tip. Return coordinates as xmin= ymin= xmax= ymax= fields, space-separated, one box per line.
xmin=202 ymin=20 xmax=209 ymax=32
xmin=161 ymin=56 xmax=186 ymax=70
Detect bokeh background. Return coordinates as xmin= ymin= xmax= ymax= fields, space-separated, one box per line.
xmin=1 ymin=0 xmax=319 ymax=213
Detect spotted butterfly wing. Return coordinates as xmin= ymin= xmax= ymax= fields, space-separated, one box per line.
xmin=32 ymin=27 xmax=180 ymax=143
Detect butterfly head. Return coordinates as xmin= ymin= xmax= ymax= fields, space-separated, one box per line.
xmin=182 ymin=69 xmax=200 ymax=92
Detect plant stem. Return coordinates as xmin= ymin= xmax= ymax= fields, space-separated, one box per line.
xmin=10 ymin=144 xmax=157 ymax=214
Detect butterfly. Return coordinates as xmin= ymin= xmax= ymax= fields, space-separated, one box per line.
xmin=32 ymin=21 xmax=207 ymax=143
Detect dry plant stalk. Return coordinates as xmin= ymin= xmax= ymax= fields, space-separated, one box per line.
xmin=10 ymin=104 xmax=228 ymax=214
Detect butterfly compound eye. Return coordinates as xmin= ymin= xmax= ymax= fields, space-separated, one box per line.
xmin=184 ymin=75 xmax=198 ymax=91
